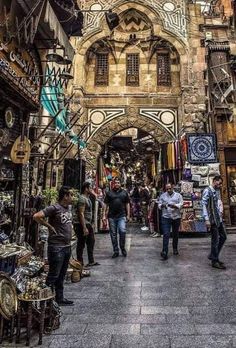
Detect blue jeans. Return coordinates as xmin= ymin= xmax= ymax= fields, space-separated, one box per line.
xmin=46 ymin=245 xmax=71 ymax=301
xmin=210 ymin=223 xmax=227 ymax=262
xmin=161 ymin=217 xmax=181 ymax=255
xmin=108 ymin=217 xmax=126 ymax=253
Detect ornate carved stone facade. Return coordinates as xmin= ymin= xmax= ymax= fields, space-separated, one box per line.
xmin=72 ymin=0 xmax=206 ymax=150
xmin=70 ymin=0 xmax=236 ymax=224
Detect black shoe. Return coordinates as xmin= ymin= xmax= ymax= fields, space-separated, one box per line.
xmin=57 ymin=298 xmax=74 ymax=306
xmin=121 ymin=249 xmax=127 ymax=257
xmin=160 ymin=251 xmax=168 ymax=260
xmin=112 ymin=252 xmax=119 ymax=258
xmin=212 ymin=261 xmax=226 ymax=270
xmin=173 ymin=249 xmax=179 ymax=255
xmin=218 ymin=260 xmax=225 ymax=267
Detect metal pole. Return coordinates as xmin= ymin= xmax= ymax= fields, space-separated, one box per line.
xmin=57 ymin=143 xmax=74 ymax=165
xmin=44 ymin=113 xmax=81 ymax=159
xmin=34 ymin=93 xmax=74 ymax=143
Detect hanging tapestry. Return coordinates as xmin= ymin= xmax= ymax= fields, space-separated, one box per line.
xmin=187 ymin=134 xmax=217 ymax=164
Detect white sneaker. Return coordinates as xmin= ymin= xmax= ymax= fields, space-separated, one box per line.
xmin=151 ymin=233 xmax=158 ymax=238
xmin=141 ymin=226 xmax=149 ymax=231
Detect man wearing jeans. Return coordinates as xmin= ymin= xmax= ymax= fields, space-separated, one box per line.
xmin=74 ymin=182 xmax=99 ymax=267
xmin=158 ymin=183 xmax=183 ymax=260
xmin=202 ymin=175 xmax=227 ymax=269
xmin=33 ymin=186 xmax=74 ymax=306
xmin=103 ymin=178 xmax=130 ymax=258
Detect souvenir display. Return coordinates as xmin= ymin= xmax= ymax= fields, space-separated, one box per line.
xmin=199 ymin=177 xmax=209 ymax=187
xmin=183 ymin=200 xmax=193 ymax=208
xmin=181 ymin=181 xmax=193 ymax=194
xmin=0 ymin=272 xmax=18 ymax=320
xmin=208 ymin=163 xmax=220 ymax=175
xmin=192 ymin=174 xmax=201 ymax=182
xmin=187 ymin=134 xmax=217 ymax=164
xmin=19 ymin=277 xmax=53 ymax=301
xmin=191 ymin=165 xmax=209 ymax=176
xmin=4 ymin=107 xmax=15 ymax=129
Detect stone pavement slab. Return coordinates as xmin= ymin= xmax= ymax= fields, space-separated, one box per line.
xmin=2 ymin=226 xmax=236 ymax=347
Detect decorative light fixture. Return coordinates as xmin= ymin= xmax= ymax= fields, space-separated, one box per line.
xmin=57 ymin=55 xmax=72 ymax=65
xmin=58 ymin=71 xmax=74 ymax=80
xmin=46 ymin=49 xmax=64 ymax=63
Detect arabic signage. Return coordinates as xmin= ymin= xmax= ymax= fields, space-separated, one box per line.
xmin=0 ymin=40 xmax=41 ymax=106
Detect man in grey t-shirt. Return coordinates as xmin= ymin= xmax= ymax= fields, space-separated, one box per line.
xmin=33 ymin=186 xmax=74 ymax=306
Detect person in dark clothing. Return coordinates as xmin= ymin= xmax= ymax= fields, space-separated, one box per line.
xmin=131 ymin=184 xmax=142 ymax=222
xmin=140 ymin=184 xmax=150 ymax=230
xmin=103 ymin=177 xmax=130 ymax=258
xmin=202 ymin=175 xmax=227 ymax=269
xmin=33 ymin=186 xmax=74 ymax=306
xmin=74 ymin=182 xmax=99 ymax=267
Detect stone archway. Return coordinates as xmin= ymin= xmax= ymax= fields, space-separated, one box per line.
xmin=80 ymin=107 xmax=177 ymax=158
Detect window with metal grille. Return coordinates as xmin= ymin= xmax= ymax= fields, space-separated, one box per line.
xmin=126 ymin=53 xmax=139 ymax=86
xmin=157 ymin=53 xmax=171 ymax=86
xmin=95 ymin=53 xmax=109 ymax=86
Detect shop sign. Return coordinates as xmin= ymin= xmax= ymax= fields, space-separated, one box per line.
xmin=0 ymin=39 xmax=40 ymax=105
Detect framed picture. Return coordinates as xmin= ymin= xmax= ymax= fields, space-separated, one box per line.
xmin=187 ymin=134 xmax=217 ymax=164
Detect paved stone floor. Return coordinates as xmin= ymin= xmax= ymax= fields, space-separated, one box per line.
xmin=4 ymin=225 xmax=236 ymax=347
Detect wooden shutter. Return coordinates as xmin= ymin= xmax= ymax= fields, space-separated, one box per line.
xmin=157 ymin=52 xmax=171 ymax=86
xmin=126 ymin=53 xmax=139 ymax=86
xmin=95 ymin=53 xmax=109 ymax=86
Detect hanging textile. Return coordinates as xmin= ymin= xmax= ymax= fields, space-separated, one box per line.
xmin=40 ymin=68 xmax=85 ymax=147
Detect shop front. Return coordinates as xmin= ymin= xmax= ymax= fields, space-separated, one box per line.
xmin=0 ymin=35 xmax=41 ymax=243
xmin=224 ymin=148 xmax=236 ymax=226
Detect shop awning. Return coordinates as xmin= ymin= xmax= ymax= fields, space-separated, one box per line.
xmin=16 ymin=0 xmax=75 ymax=60
xmin=41 ymin=1 xmax=75 ymax=60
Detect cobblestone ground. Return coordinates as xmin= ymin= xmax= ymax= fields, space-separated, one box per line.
xmin=4 ymin=225 xmax=236 ymax=347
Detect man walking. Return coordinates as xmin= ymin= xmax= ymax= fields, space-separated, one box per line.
xmin=202 ymin=175 xmax=227 ymax=269
xmin=158 ymin=183 xmax=183 ymax=260
xmin=103 ymin=177 xmax=130 ymax=258
xmin=74 ymin=182 xmax=99 ymax=267
xmin=33 ymin=186 xmax=74 ymax=306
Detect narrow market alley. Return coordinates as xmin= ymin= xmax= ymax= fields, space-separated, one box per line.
xmin=10 ymin=225 xmax=236 ymax=348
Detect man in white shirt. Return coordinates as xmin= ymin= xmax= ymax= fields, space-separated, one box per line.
xmin=158 ymin=183 xmax=183 ymax=260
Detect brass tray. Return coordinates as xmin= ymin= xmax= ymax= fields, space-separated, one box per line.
xmin=0 ymin=272 xmax=18 ymax=320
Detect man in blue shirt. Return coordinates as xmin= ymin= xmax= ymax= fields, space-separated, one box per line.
xmin=202 ymin=175 xmax=227 ymax=269
xmin=158 ymin=183 xmax=183 ymax=260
